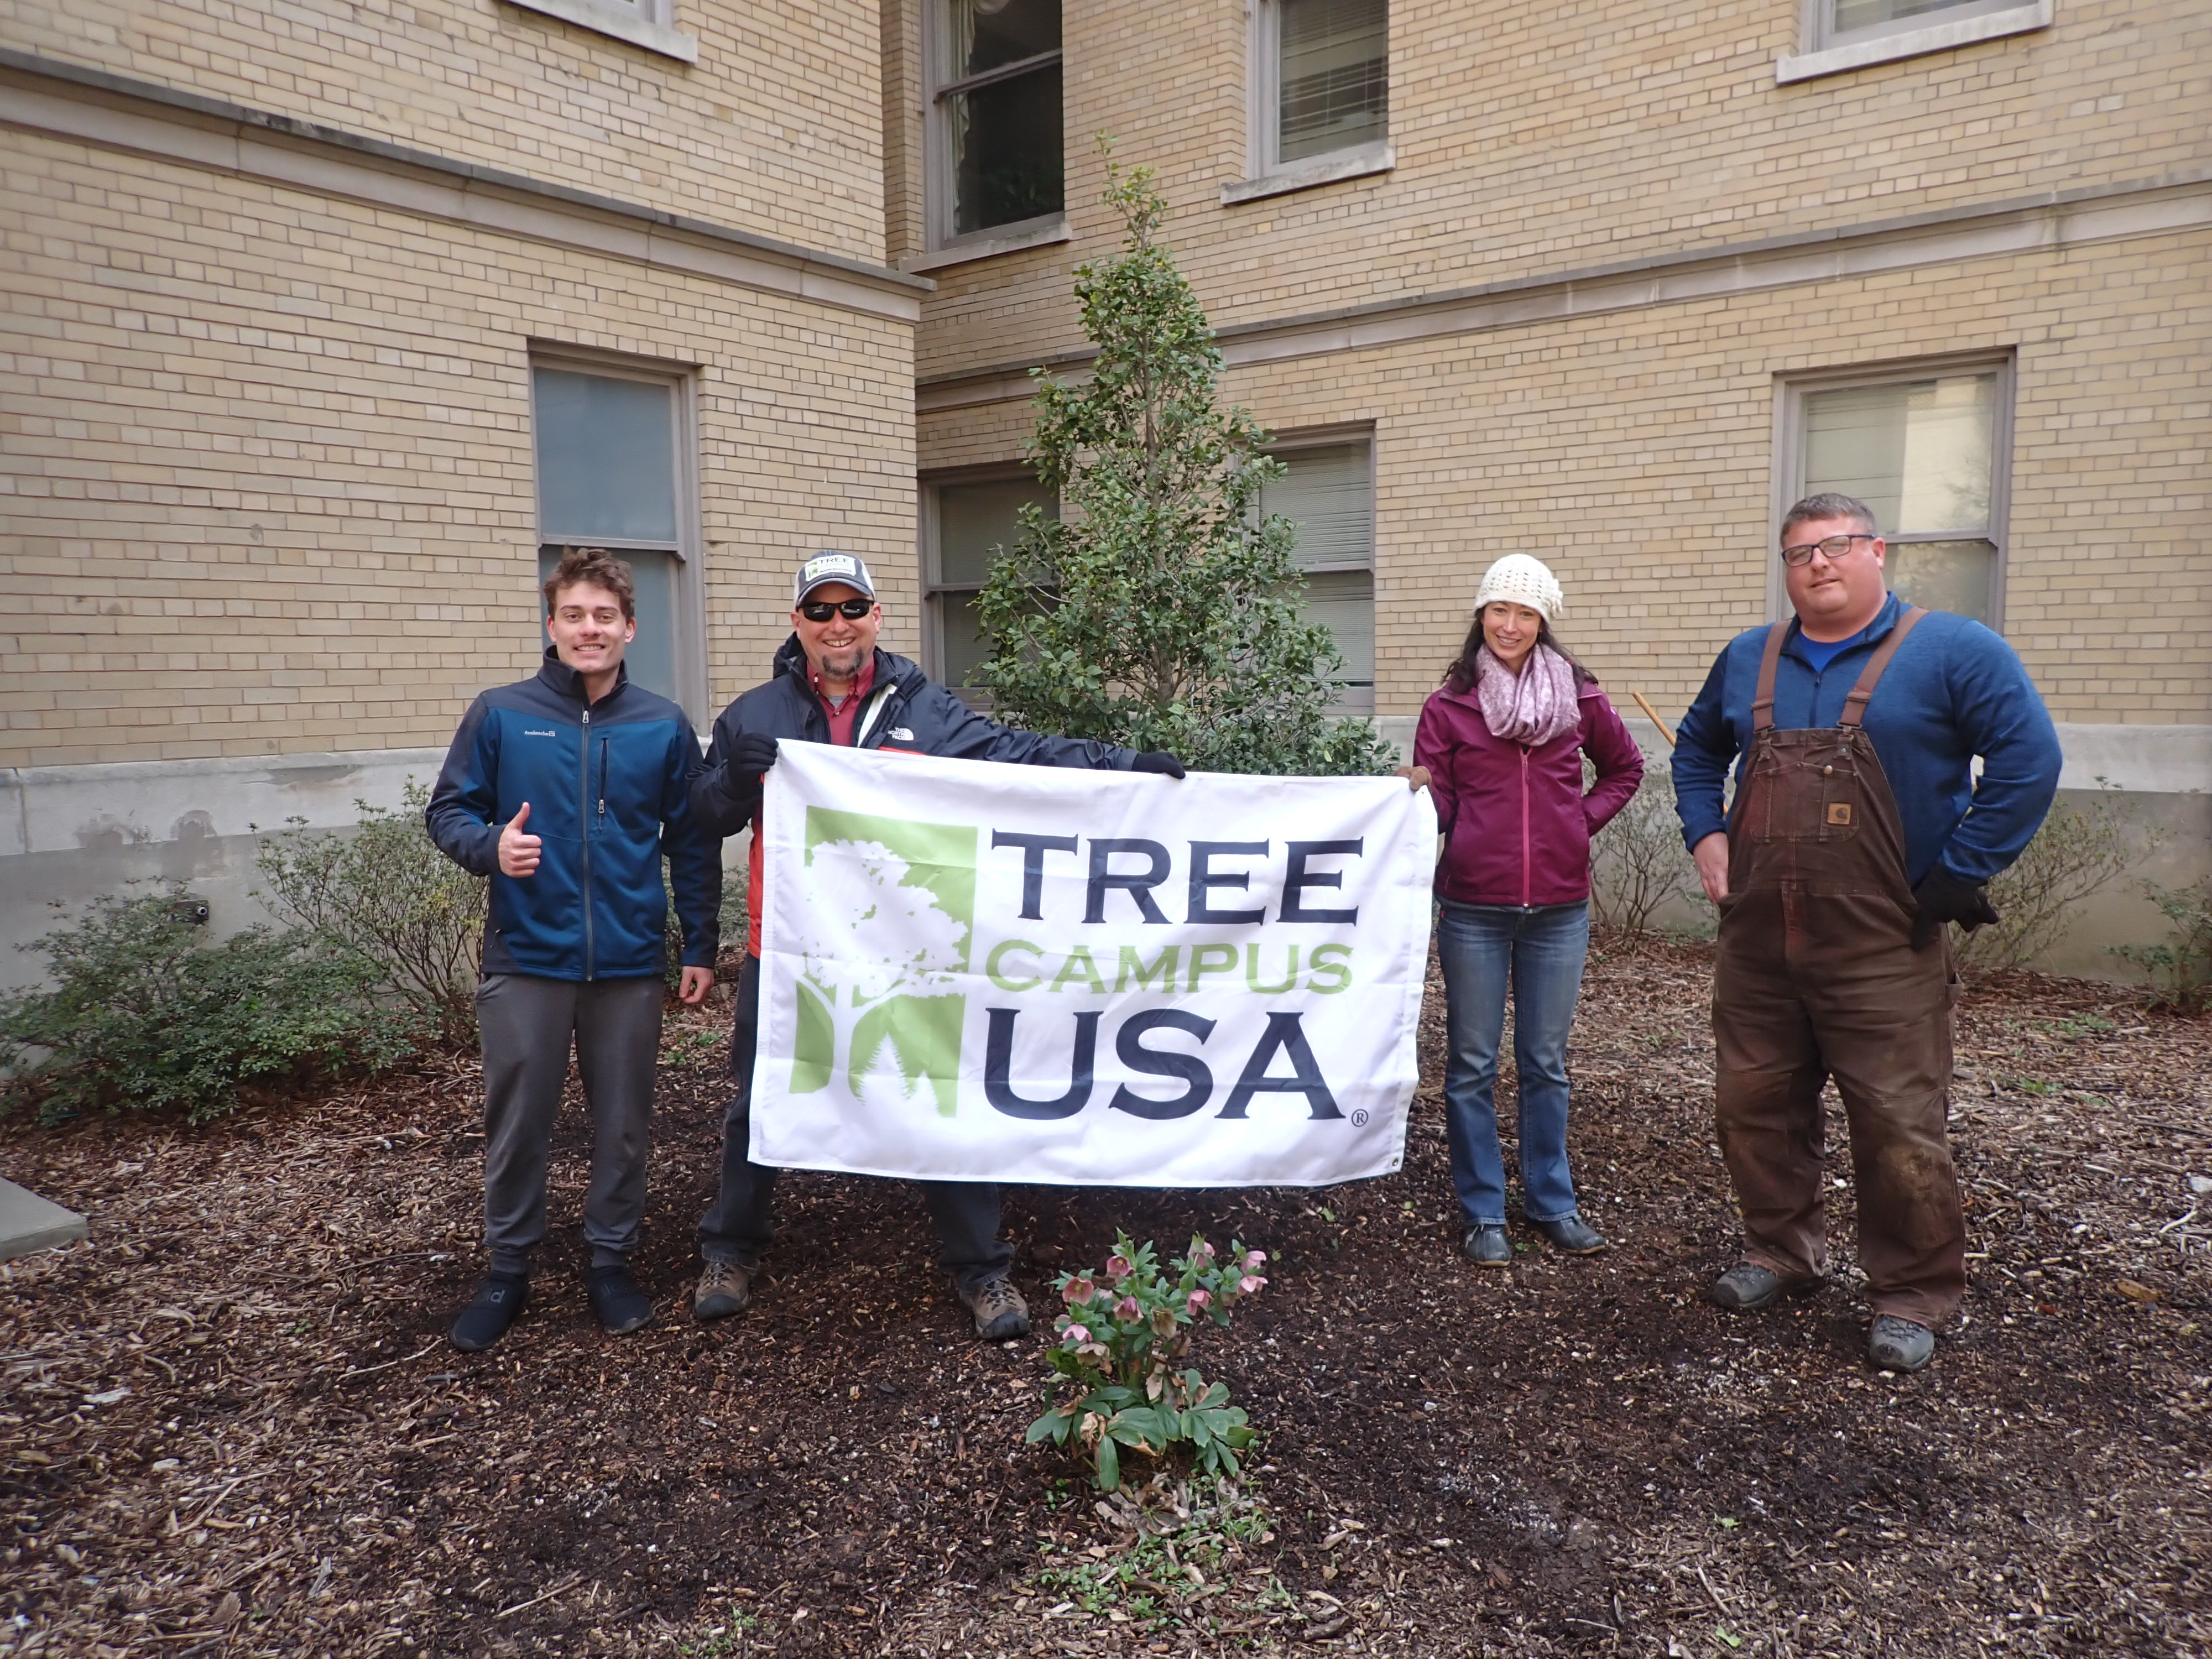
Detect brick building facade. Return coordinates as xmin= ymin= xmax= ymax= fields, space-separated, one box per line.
xmin=0 ymin=0 xmax=924 ymax=976
xmin=1 ymin=0 xmax=2205 ymax=977
xmin=890 ymin=0 xmax=2209 ymax=972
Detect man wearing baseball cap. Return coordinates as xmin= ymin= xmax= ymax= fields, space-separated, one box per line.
xmin=686 ymin=551 xmax=1186 ymax=1340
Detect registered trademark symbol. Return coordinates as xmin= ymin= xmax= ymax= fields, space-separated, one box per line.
xmin=1350 ymin=1108 xmax=1370 ymax=1127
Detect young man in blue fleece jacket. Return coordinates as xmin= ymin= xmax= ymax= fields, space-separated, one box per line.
xmin=427 ymin=547 xmax=721 ymax=1352
xmin=1672 ymin=493 xmax=2060 ymax=1375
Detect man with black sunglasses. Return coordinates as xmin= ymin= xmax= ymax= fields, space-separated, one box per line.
xmin=1671 ymin=493 xmax=2059 ymax=1375
xmin=686 ymin=551 xmax=1186 ymax=1340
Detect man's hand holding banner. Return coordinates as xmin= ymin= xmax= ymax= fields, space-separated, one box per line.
xmin=753 ymin=745 xmax=1437 ymax=1187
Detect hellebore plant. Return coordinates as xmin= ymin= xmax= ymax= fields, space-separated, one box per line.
xmin=1025 ymin=1232 xmax=1265 ymax=1490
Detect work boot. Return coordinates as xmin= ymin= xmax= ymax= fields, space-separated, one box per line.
xmin=1867 ymin=1315 xmax=1936 ymax=1373
xmin=1530 ymin=1214 xmax=1607 ymax=1255
xmin=958 ymin=1275 xmax=1030 ymax=1341
xmin=1462 ymin=1225 xmax=1511 ymax=1267
xmin=692 ymin=1259 xmax=754 ymax=1322
xmin=587 ymin=1264 xmax=654 ymax=1335
xmin=1709 ymin=1261 xmax=1818 ymax=1312
xmin=448 ymin=1272 xmax=529 ymax=1352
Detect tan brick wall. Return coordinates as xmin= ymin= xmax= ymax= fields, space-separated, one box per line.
xmin=4 ymin=0 xmax=889 ymax=264
xmin=917 ymin=228 xmax=2212 ymax=729
xmin=895 ymin=0 xmax=2208 ymax=377
xmin=0 ymin=127 xmax=917 ymax=768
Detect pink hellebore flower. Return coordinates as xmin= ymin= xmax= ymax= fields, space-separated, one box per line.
xmin=1062 ymin=1323 xmax=1092 ymax=1345
xmin=1239 ymin=1274 xmax=1267 ymax=1296
xmin=1105 ymin=1253 xmax=1132 ymax=1280
xmin=1063 ymin=1276 xmax=1097 ymax=1307
xmin=1114 ymin=1296 xmax=1141 ymax=1321
xmin=1243 ymin=1249 xmax=1267 ymax=1271
xmin=1186 ymin=1287 xmax=1212 ymax=1312
xmin=1190 ymin=1240 xmax=1215 ymax=1265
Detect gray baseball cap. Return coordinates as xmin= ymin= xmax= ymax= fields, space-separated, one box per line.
xmin=792 ymin=550 xmax=877 ymax=604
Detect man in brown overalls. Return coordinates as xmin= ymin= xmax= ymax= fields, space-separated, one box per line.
xmin=1671 ymin=493 xmax=2062 ymax=1371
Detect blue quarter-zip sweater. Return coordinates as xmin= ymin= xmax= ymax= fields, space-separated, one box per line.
xmin=1671 ymin=594 xmax=2062 ymax=888
xmin=427 ymin=650 xmax=721 ymax=980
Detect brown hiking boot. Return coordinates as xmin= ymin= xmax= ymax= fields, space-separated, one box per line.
xmin=692 ymin=1259 xmax=754 ymax=1321
xmin=958 ymin=1275 xmax=1029 ymax=1341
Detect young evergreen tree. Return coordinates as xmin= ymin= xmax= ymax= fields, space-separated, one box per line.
xmin=973 ymin=161 xmax=1391 ymax=777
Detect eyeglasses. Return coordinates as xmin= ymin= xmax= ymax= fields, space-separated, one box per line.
xmin=798 ymin=597 xmax=874 ymax=623
xmin=1780 ymin=533 xmax=1878 ymax=567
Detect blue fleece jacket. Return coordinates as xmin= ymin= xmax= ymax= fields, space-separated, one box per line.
xmin=1671 ymin=594 xmax=2062 ymax=888
xmin=427 ymin=650 xmax=720 ymax=980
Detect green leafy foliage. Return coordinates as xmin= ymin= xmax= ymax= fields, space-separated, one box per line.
xmin=2111 ymin=877 xmax=2212 ymax=1012
xmin=1031 ymin=1478 xmax=1282 ymax=1629
xmin=254 ymin=781 xmax=485 ymax=1046
xmin=1026 ymin=1232 xmax=1263 ymax=1490
xmin=0 ymin=889 xmax=413 ymax=1125
xmin=974 ymin=154 xmax=1391 ymax=779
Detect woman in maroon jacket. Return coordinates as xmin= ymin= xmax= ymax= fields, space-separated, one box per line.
xmin=1414 ymin=555 xmax=1644 ymax=1266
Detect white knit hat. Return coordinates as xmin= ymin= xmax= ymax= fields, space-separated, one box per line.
xmin=1474 ymin=554 xmax=1564 ymax=622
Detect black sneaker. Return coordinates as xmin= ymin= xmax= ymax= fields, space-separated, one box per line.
xmin=449 ymin=1272 xmax=529 ymax=1352
xmin=1462 ymin=1225 xmax=1511 ymax=1267
xmin=958 ymin=1275 xmax=1030 ymax=1341
xmin=1530 ymin=1214 xmax=1607 ymax=1255
xmin=587 ymin=1264 xmax=653 ymax=1335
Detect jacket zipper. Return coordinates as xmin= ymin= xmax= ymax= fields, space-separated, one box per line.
xmin=579 ymin=706 xmax=595 ymax=981
xmin=1520 ymin=746 xmax=1532 ymax=908
xmin=597 ymin=737 xmax=609 ymax=823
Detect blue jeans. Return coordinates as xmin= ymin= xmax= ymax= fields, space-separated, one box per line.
xmin=1438 ymin=900 xmax=1590 ymax=1228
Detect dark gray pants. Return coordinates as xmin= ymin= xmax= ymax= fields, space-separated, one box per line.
xmin=698 ymin=955 xmax=1014 ymax=1291
xmin=479 ymin=972 xmax=664 ymax=1277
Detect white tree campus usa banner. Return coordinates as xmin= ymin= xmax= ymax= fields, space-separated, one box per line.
xmin=751 ymin=743 xmax=1437 ymax=1187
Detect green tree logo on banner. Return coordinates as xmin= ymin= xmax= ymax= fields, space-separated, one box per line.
xmin=792 ymin=809 xmax=977 ymax=1118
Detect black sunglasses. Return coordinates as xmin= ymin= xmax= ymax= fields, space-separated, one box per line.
xmin=798 ymin=597 xmax=874 ymax=622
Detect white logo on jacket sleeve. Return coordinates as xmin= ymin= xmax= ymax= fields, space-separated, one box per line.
xmin=889 ymin=727 xmax=916 ymax=742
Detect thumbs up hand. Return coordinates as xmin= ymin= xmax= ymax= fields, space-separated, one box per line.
xmin=499 ymin=801 xmax=542 ymax=878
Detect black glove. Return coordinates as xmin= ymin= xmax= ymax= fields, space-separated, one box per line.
xmin=727 ymin=732 xmax=780 ymax=780
xmin=1131 ymin=751 xmax=1186 ymax=779
xmin=1911 ymin=864 xmax=2000 ymax=951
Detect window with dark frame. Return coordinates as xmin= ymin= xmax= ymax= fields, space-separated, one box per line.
xmin=931 ymin=0 xmax=1065 ymax=245
xmin=923 ymin=473 xmax=1056 ymax=696
xmin=531 ymin=363 xmax=691 ymax=705
xmin=1788 ymin=362 xmax=2010 ymax=630
xmin=1266 ymin=0 xmax=1389 ymax=169
xmin=1258 ymin=439 xmax=1375 ymax=715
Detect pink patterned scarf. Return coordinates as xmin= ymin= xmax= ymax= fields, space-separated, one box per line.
xmin=1475 ymin=643 xmax=1581 ymax=746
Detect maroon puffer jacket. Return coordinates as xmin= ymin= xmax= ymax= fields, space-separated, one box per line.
xmin=1413 ymin=679 xmax=1645 ymax=908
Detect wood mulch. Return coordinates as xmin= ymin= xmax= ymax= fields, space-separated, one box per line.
xmin=2 ymin=932 xmax=2207 ymax=1657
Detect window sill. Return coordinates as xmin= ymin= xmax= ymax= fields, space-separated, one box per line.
xmin=1220 ymin=142 xmax=1394 ymax=207
xmin=1775 ymin=0 xmax=2051 ymax=84
xmin=902 ymin=215 xmax=1072 ymax=274
xmin=500 ymin=0 xmax=698 ymax=64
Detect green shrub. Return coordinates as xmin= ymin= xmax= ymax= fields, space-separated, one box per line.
xmin=0 ymin=890 xmax=414 ymax=1125
xmin=1027 ymin=1232 xmax=1262 ymax=1490
xmin=975 ymin=155 xmax=1390 ymax=779
xmin=255 ymin=781 xmax=484 ymax=1046
xmin=1957 ymin=783 xmax=2153 ymax=975
xmin=2112 ymin=877 xmax=2212 ymax=1013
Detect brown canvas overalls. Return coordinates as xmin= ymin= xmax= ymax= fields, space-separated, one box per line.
xmin=1712 ymin=608 xmax=1966 ymax=1328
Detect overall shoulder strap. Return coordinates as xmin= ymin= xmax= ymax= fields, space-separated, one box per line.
xmin=1750 ymin=623 xmax=1789 ymax=732
xmin=1838 ymin=607 xmax=1928 ymax=728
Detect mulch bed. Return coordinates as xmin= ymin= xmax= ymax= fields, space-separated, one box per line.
xmin=2 ymin=933 xmax=2208 ymax=1657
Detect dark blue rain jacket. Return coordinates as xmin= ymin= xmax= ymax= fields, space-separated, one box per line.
xmin=427 ymin=650 xmax=720 ymax=980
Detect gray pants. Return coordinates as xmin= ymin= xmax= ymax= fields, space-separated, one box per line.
xmin=479 ymin=972 xmax=664 ymax=1277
